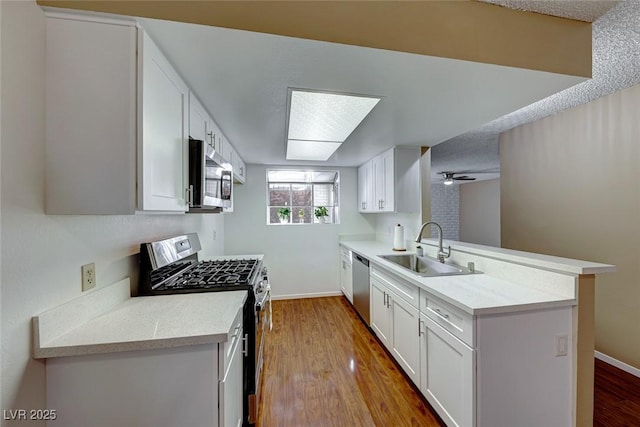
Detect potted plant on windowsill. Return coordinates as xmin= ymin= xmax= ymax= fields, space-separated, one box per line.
xmin=277 ymin=207 xmax=290 ymax=224
xmin=314 ymin=206 xmax=329 ymax=224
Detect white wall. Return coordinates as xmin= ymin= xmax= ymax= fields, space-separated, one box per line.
xmin=1 ymin=1 xmax=225 ymax=418
xmin=375 ymin=212 xmax=421 ymax=247
xmin=224 ymin=164 xmax=376 ymax=299
xmin=459 ymin=178 xmax=501 ymax=247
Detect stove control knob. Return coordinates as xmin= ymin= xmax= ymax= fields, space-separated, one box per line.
xmin=261 ymin=266 xmax=268 ymax=276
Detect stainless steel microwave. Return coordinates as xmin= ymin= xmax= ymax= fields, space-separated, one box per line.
xmin=188 ymin=138 xmax=232 ymax=213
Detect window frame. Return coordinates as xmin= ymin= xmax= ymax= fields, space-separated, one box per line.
xmin=266 ymin=169 xmax=340 ymax=226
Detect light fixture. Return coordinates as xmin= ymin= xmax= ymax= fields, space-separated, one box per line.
xmin=443 ymin=177 xmax=455 ymax=186
xmin=286 ymin=89 xmax=380 ymax=161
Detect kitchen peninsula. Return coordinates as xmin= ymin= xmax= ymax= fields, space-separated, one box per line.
xmin=339 ymin=237 xmax=614 ymax=427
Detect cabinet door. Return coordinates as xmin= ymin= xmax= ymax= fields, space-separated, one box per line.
xmin=372 ymin=155 xmax=384 ymax=211
xmin=189 ymin=94 xmax=209 ymax=142
xmin=340 ymin=258 xmax=353 ymax=304
xmin=380 ymin=148 xmax=395 ymax=212
xmin=389 ymin=293 xmax=420 ymax=384
xmin=209 ymin=118 xmax=224 ymax=153
xmin=45 ymin=16 xmax=138 ymax=214
xmin=370 ymin=277 xmax=391 ymax=348
xmin=234 ymin=156 xmax=246 ymax=184
xmin=358 ymin=161 xmax=373 ymax=212
xmin=220 ymin=330 xmax=243 ymax=427
xmin=222 ymin=138 xmax=234 ymax=165
xmin=139 ymin=31 xmax=188 ymax=212
xmin=420 ymin=313 xmax=475 ymax=427
xmin=373 ymin=148 xmax=395 ymax=212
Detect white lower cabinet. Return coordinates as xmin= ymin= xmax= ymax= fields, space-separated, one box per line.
xmin=370 ymin=276 xmax=392 ymax=347
xmin=420 ymin=312 xmax=475 ymax=427
xmin=370 ymin=271 xmax=420 ymax=385
xmin=340 ymin=248 xmax=353 ymax=303
xmin=219 ymin=320 xmax=244 ymax=427
xmin=366 ymin=263 xmax=573 ymax=427
xmin=45 ymin=308 xmax=244 ymax=427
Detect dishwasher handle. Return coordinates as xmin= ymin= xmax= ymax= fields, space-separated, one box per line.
xmin=354 ymin=254 xmax=369 ymax=267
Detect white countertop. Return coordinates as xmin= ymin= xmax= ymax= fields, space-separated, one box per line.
xmin=33 ymin=282 xmax=247 ymax=359
xmin=340 ymin=240 xmax=612 ymax=315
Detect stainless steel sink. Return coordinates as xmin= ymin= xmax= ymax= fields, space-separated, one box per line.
xmin=378 ymin=254 xmax=478 ymax=277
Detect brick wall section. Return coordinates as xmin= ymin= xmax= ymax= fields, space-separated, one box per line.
xmin=430 ymin=184 xmax=459 ymax=240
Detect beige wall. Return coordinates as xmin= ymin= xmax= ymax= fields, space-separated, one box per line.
xmin=460 ymin=179 xmax=501 ymax=247
xmin=37 ymin=0 xmax=592 ymax=78
xmin=500 ymin=83 xmax=640 ymax=368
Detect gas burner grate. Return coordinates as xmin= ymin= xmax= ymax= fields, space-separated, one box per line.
xmin=155 ymin=258 xmax=260 ymax=291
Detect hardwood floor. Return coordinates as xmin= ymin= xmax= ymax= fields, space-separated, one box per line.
xmin=258 ymin=296 xmax=443 ymax=427
xmin=258 ymin=296 xmax=640 ymax=427
xmin=594 ymin=358 xmax=640 ymax=427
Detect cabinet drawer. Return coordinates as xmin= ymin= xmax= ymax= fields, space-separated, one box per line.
xmin=371 ymin=265 xmax=419 ymax=309
xmin=340 ymin=247 xmax=352 ymax=263
xmin=221 ymin=307 xmax=243 ymax=375
xmin=420 ymin=291 xmax=474 ymax=347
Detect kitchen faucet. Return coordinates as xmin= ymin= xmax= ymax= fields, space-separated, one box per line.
xmin=415 ymin=221 xmax=451 ymax=263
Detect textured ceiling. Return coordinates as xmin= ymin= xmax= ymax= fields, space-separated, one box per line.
xmin=432 ymin=0 xmax=640 ymax=183
xmin=480 ymin=0 xmax=619 ymax=22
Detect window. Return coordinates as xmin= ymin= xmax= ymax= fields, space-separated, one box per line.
xmin=267 ymin=170 xmax=340 ymax=224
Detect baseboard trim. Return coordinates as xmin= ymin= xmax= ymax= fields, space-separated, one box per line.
xmin=595 ymin=351 xmax=640 ymax=378
xmin=272 ymin=291 xmax=343 ymax=301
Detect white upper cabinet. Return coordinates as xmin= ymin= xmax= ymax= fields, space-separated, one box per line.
xmin=138 ymin=31 xmax=189 ymax=212
xmin=187 ymin=94 xmax=246 ymax=185
xmin=44 ymin=14 xmax=188 ymax=214
xmin=358 ymin=147 xmax=420 ymax=214
xmin=357 ymin=160 xmax=373 ymax=212
xmin=189 ymin=94 xmax=210 ymax=143
xmin=233 ymin=153 xmax=246 ymax=184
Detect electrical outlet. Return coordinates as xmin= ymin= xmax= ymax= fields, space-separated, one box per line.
xmin=82 ymin=263 xmax=96 ymax=291
xmin=555 ymin=334 xmax=568 ymax=357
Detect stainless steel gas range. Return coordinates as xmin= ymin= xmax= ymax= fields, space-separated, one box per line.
xmin=138 ymin=233 xmax=271 ymax=426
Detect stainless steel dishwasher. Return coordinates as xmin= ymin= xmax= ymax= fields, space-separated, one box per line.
xmin=352 ymin=253 xmax=370 ymax=325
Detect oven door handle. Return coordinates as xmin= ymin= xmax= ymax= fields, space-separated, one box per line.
xmin=255 ymin=286 xmax=271 ymax=309
xmin=242 ymin=333 xmax=248 ymax=357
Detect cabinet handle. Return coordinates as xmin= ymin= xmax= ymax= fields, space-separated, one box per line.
xmin=383 ymin=292 xmax=387 ymax=307
xmin=240 ymin=166 xmax=244 ymax=176
xmin=232 ymin=324 xmax=241 ymax=339
xmin=433 ymin=308 xmax=450 ymax=319
xmin=418 ymin=319 xmax=425 ymax=336
xmin=186 ymin=185 xmax=194 ymax=206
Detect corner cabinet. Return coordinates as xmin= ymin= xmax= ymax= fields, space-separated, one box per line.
xmin=358 ymin=147 xmax=420 ymax=213
xmin=45 ymin=13 xmax=188 ymax=214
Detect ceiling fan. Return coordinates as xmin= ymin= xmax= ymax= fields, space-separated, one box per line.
xmin=437 ymin=171 xmax=476 ymax=186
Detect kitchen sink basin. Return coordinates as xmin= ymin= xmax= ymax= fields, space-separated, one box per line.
xmin=378 ymin=254 xmax=478 ymax=277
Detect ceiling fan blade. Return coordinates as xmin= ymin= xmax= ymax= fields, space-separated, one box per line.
xmin=453 ymin=176 xmax=476 ymax=180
